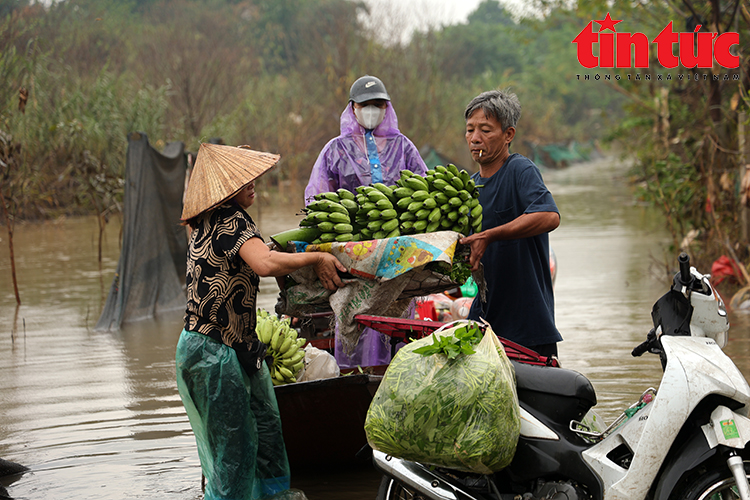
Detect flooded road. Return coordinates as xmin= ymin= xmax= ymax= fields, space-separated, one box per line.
xmin=1 ymin=157 xmax=749 ymax=499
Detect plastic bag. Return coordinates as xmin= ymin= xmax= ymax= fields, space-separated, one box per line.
xmin=450 ymin=297 xmax=474 ymax=320
xmin=298 ymin=345 xmax=340 ymax=381
xmin=175 ymin=330 xmax=290 ymax=499
xmin=365 ymin=324 xmax=520 ymax=474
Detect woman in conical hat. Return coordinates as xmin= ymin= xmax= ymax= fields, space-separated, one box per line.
xmin=176 ymin=143 xmax=345 ymax=500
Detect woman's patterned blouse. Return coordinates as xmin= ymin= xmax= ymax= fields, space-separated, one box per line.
xmin=184 ymin=203 xmax=262 ymax=349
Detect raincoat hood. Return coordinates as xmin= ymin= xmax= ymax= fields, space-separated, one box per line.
xmin=340 ymin=102 xmax=401 ymax=138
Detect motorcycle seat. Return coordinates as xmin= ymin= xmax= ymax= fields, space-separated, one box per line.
xmin=511 ymin=361 xmax=597 ymax=422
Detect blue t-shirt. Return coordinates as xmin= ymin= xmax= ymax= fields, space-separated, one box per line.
xmin=467 ymin=153 xmax=562 ymax=348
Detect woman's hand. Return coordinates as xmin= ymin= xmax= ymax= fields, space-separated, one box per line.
xmin=313 ymin=253 xmax=347 ymax=291
xmin=240 ymin=237 xmax=347 ymax=290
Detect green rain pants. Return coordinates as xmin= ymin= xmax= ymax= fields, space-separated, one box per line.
xmin=176 ymin=329 xmax=290 ymax=500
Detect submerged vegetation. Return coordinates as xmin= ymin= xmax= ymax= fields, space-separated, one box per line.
xmin=0 ymin=0 xmax=748 ymax=276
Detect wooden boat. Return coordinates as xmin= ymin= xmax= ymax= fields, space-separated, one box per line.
xmin=275 ymin=365 xmax=385 ymax=469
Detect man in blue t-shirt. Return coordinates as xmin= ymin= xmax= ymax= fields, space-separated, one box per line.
xmin=459 ymin=89 xmax=562 ymax=357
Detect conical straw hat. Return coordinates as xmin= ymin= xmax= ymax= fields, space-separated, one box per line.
xmin=181 ymin=143 xmax=280 ymax=220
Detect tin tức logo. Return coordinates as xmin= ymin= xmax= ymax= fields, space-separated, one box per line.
xmin=572 ymin=12 xmax=739 ymax=69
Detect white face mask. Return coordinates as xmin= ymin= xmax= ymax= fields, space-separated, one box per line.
xmin=354 ymin=105 xmax=386 ymax=130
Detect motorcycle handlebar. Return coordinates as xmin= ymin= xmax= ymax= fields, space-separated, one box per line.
xmin=632 ymin=340 xmax=650 ymax=357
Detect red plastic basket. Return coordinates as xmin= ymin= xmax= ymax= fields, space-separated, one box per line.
xmin=354 ymin=315 xmax=558 ymax=367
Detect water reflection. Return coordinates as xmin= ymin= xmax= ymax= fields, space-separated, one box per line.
xmin=1 ymin=157 xmax=749 ymax=499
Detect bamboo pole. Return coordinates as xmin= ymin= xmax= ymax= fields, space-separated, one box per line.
xmin=0 ymin=186 xmax=21 ymax=305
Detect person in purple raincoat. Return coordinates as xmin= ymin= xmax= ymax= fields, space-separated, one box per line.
xmin=305 ymin=75 xmax=428 ymax=368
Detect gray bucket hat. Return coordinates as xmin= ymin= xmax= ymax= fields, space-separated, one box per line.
xmin=349 ymin=75 xmax=390 ymax=103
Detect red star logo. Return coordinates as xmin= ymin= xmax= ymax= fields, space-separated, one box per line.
xmin=594 ymin=13 xmax=622 ymax=32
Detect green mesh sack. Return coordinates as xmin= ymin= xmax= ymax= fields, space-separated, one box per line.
xmin=176 ymin=330 xmax=291 ymax=500
xmin=365 ymin=324 xmax=520 ymax=474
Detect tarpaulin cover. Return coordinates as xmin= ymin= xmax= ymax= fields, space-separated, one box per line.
xmin=96 ymin=132 xmax=188 ymax=330
xmin=176 ymin=330 xmax=291 ymax=499
xmin=364 ymin=325 xmax=520 ymax=474
xmin=275 ymin=231 xmax=483 ymax=354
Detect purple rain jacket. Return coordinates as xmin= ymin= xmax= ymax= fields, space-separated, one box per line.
xmin=304 ymin=102 xmax=427 ymax=204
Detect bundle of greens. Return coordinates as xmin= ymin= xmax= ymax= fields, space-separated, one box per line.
xmin=365 ymin=323 xmax=520 ymax=474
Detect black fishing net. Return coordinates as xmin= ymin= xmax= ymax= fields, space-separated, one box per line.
xmin=95 ymin=132 xmax=188 ymax=331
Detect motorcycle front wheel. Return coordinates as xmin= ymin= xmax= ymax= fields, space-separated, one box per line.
xmin=377 ymin=476 xmax=430 ymax=500
xmin=676 ymin=461 xmax=750 ymax=500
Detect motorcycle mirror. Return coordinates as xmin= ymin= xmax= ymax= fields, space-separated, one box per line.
xmin=677 ymin=253 xmax=693 ymax=288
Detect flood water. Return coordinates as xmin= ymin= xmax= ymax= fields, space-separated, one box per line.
xmin=2 ymin=157 xmax=750 ymax=499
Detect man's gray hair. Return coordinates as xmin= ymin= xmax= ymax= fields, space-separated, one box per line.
xmin=464 ymin=89 xmax=521 ymax=130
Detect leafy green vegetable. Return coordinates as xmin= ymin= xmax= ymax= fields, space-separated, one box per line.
xmin=412 ymin=322 xmax=483 ymax=359
xmin=365 ymin=325 xmax=520 ymax=474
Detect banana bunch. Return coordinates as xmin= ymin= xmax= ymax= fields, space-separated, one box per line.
xmin=256 ymin=309 xmax=307 ymax=386
xmin=353 ymin=183 xmax=400 ymax=241
xmin=298 ymin=164 xmax=482 ymax=241
xmin=393 ymin=164 xmax=482 ymax=237
xmin=299 ymin=189 xmax=359 ymax=244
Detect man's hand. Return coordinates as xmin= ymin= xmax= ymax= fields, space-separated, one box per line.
xmin=314 ymin=253 xmax=347 ymax=291
xmin=459 ymin=232 xmax=489 ymax=272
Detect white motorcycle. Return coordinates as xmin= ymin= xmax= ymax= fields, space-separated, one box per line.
xmin=373 ymin=253 xmax=750 ymax=500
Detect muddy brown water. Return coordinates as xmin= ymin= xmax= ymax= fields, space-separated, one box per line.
xmin=2 ymin=157 xmax=750 ymax=499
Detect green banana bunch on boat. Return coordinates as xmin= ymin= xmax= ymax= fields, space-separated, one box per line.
xmin=353 ymin=183 xmax=400 ymax=241
xmin=255 ymin=309 xmax=307 ymax=386
xmin=297 ymin=164 xmax=482 ymax=241
xmin=393 ymin=164 xmax=482 ymax=237
xmin=299 ymin=188 xmax=359 ymax=244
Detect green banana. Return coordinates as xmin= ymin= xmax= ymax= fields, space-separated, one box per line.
xmin=373 ymin=183 xmax=394 ymax=199
xmin=425 ymin=220 xmax=440 ymax=233
xmin=367 ymin=209 xmax=382 ymax=220
xmin=340 ymin=198 xmax=358 ymax=213
xmin=407 ymin=201 xmax=423 ymax=213
xmin=380 ymin=208 xmax=397 ymax=220
xmin=375 ymin=198 xmax=393 ymax=210
xmin=393 ymin=187 xmax=415 ymax=199
xmin=334 ymin=223 xmax=353 ymax=234
xmin=337 ymin=188 xmax=355 ymax=200
xmin=381 ymin=218 xmax=399 ymax=233
xmin=328 ymin=212 xmax=350 ymax=224
xmin=422 ymin=197 xmax=437 ymax=210
xmin=432 ymin=179 xmax=449 ymax=191
xmin=405 ymin=177 xmax=428 ymax=192
xmin=443 ymin=184 xmax=459 ymax=197
xmin=415 ymin=208 xmax=431 ymax=220
xmin=411 ymin=190 xmax=430 ymax=202
xmin=428 ymin=207 xmax=442 ymax=223
xmin=396 ymin=197 xmax=413 ymax=210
